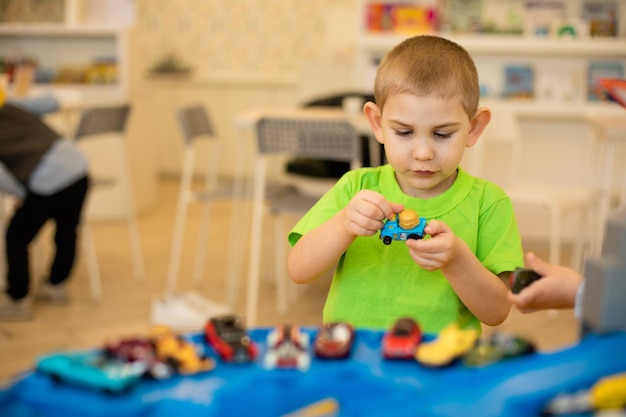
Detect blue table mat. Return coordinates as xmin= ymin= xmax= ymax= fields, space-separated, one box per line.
xmin=1 ymin=328 xmax=625 ymax=417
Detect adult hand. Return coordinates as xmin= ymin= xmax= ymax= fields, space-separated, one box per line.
xmin=509 ymin=252 xmax=583 ymax=313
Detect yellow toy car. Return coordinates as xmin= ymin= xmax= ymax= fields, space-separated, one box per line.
xmin=150 ymin=325 xmax=215 ymax=375
xmin=414 ymin=323 xmax=478 ymax=367
xmin=543 ymin=372 xmax=626 ymax=414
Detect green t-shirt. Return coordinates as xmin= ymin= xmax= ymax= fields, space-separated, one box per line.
xmin=288 ymin=165 xmax=523 ymax=333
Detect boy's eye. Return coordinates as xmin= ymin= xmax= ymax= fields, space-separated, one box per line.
xmin=434 ymin=131 xmax=453 ymax=139
xmin=395 ymin=129 xmax=412 ymax=137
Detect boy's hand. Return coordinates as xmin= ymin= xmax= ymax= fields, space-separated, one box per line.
xmin=342 ymin=190 xmax=403 ymax=237
xmin=405 ymin=220 xmax=457 ymax=271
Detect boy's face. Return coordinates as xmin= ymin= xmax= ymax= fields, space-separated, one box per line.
xmin=364 ymin=93 xmax=489 ymax=199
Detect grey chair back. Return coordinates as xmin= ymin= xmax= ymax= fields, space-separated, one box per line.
xmin=256 ymin=117 xmax=360 ymax=168
xmin=177 ymin=105 xmax=214 ymax=145
xmin=75 ymin=104 xmax=131 ymax=140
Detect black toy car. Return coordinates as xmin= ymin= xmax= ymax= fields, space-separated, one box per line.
xmin=509 ymin=267 xmax=542 ymax=294
xmin=462 ymin=332 xmax=536 ymax=367
xmin=205 ymin=315 xmax=258 ymax=363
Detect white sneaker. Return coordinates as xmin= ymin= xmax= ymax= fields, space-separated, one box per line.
xmin=35 ymin=283 xmax=69 ymax=305
xmin=0 ymin=293 xmax=33 ymax=321
xmin=150 ymin=292 xmax=230 ymax=332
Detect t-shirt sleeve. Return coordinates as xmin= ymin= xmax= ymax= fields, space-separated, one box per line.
xmin=475 ymin=189 xmax=524 ymax=276
xmin=288 ymin=173 xmax=355 ymax=247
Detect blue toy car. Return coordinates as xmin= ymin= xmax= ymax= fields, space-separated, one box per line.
xmin=36 ymin=350 xmax=146 ymax=394
xmin=380 ymin=209 xmax=427 ymax=245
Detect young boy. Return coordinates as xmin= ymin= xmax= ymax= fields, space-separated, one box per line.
xmin=287 ymin=35 xmax=523 ymax=333
xmin=0 ymin=95 xmax=90 ymax=321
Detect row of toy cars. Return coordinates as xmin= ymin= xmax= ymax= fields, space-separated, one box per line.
xmin=381 ymin=317 xmax=536 ymax=368
xmin=36 ymin=325 xmax=214 ymax=394
xmin=34 ymin=315 xmax=357 ymax=394
xmin=205 ymin=316 xmax=355 ymax=371
xmin=34 ymin=312 xmax=536 ymax=395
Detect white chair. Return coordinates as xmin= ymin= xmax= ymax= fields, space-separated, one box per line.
xmin=245 ymin=116 xmax=362 ymax=326
xmin=165 ymin=105 xmax=234 ymax=295
xmin=76 ymin=104 xmax=144 ymax=302
xmin=152 ymin=105 xmax=232 ymax=331
xmin=469 ymin=105 xmax=598 ymax=270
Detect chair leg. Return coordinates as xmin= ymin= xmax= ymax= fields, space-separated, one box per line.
xmin=165 ymin=148 xmax=195 ymax=296
xmin=273 ymin=214 xmax=288 ymax=315
xmin=548 ymin=204 xmax=561 ymax=266
xmin=570 ymin=208 xmax=590 ymax=272
xmin=118 ymin=138 xmax=144 ymax=279
xmin=246 ymin=159 xmax=267 ymax=327
xmin=81 ymin=223 xmax=102 ymax=303
xmin=225 ymin=157 xmax=251 ymax=308
xmin=192 ymin=200 xmax=213 ymax=288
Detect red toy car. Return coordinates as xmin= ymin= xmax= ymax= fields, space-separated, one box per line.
xmin=103 ymin=336 xmax=172 ymax=379
xmin=314 ymin=322 xmax=355 ymax=359
xmin=382 ymin=317 xmax=422 ymax=359
xmin=205 ymin=315 xmax=258 ymax=363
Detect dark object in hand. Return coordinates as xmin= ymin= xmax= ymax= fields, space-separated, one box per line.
xmin=509 ymin=268 xmax=542 ymax=294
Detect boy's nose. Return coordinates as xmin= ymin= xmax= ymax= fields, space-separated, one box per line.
xmin=411 ymin=139 xmax=434 ymax=161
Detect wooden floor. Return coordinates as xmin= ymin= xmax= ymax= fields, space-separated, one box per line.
xmin=0 ymin=178 xmax=581 ymax=385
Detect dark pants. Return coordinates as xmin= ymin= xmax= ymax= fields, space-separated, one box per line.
xmin=5 ymin=176 xmax=89 ymax=300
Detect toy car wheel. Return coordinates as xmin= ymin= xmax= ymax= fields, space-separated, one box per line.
xmin=48 ymin=373 xmax=63 ymax=384
xmin=408 ymin=234 xmax=421 ymax=240
xmin=383 ymin=236 xmax=392 ymax=245
xmin=149 ymin=362 xmax=173 ymax=380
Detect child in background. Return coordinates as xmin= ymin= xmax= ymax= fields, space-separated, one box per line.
xmin=0 ymin=95 xmax=90 ymax=321
xmin=287 ymin=35 xmax=524 ymax=333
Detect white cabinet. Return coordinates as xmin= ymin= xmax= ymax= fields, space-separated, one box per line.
xmin=0 ymin=24 xmax=128 ymax=101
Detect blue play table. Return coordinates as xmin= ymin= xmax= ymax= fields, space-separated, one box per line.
xmin=1 ymin=328 xmax=625 ymax=417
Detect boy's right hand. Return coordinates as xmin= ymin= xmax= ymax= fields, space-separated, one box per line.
xmin=342 ymin=190 xmax=403 ymax=237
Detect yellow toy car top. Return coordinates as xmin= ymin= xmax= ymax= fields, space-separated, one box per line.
xmin=150 ymin=325 xmax=215 ymax=375
xmin=415 ymin=323 xmax=478 ymax=367
xmin=590 ymin=372 xmax=626 ymax=410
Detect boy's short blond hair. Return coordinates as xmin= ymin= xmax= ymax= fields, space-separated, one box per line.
xmin=374 ymin=35 xmax=479 ymax=118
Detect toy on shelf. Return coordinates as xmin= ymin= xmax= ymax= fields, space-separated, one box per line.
xmin=313 ymin=322 xmax=355 ymax=359
xmin=415 ymin=322 xmax=478 ymax=367
xmin=264 ymin=324 xmax=310 ymax=371
xmin=381 ymin=317 xmax=422 ymax=360
xmin=205 ymin=315 xmax=258 ymax=363
xmin=462 ymin=332 xmax=536 ymax=367
xmin=543 ymin=372 xmax=626 ymax=415
xmin=509 ymin=267 xmax=542 ymax=294
xmin=380 ymin=209 xmax=427 ymax=245
xmin=600 ymin=78 xmax=626 ymax=109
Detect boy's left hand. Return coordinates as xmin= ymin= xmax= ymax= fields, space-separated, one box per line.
xmin=405 ymin=220 xmax=458 ymax=271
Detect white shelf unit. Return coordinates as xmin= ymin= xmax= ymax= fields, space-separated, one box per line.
xmin=0 ymin=24 xmax=128 ymax=100
xmin=354 ymin=0 xmax=626 ymax=108
xmin=355 ymin=34 xmax=626 ymax=105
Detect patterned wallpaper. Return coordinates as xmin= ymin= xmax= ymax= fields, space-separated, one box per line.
xmin=1 ymin=0 xmax=356 ymax=81
xmin=134 ymin=0 xmax=356 ymax=79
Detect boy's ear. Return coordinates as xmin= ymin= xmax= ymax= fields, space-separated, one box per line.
xmin=466 ymin=107 xmax=491 ymax=148
xmin=363 ymin=102 xmax=385 ymax=144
